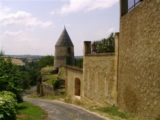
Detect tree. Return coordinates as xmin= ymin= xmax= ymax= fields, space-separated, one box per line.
xmin=38 ymin=55 xmax=54 ymax=68
xmin=75 ymin=57 xmax=83 ymax=68
xmin=0 ymin=57 xmax=23 ymax=102
xmin=92 ymin=33 xmax=115 ymax=53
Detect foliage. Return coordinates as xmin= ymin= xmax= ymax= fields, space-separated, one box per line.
xmin=75 ymin=57 xmax=83 ymax=68
xmin=22 ymin=61 xmax=41 ymax=87
xmin=41 ymin=66 xmax=53 ymax=75
xmin=19 ymin=56 xmax=54 ymax=89
xmin=21 ymin=56 xmax=54 ymax=87
xmin=41 ymin=66 xmax=58 ymax=86
xmin=38 ymin=56 xmax=54 ymax=68
xmin=0 ymin=57 xmax=24 ymax=102
xmin=97 ymin=105 xmax=128 ymax=119
xmin=0 ymin=91 xmax=17 ymax=120
xmin=92 ymin=33 xmax=115 ymax=53
xmin=52 ymin=79 xmax=61 ymax=90
xmin=44 ymin=74 xmax=58 ymax=85
xmin=58 ymin=67 xmax=66 ymax=79
xmin=17 ymin=102 xmax=46 ymax=120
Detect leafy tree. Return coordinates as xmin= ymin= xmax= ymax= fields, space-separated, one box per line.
xmin=92 ymin=33 xmax=115 ymax=53
xmin=23 ymin=61 xmax=41 ymax=86
xmin=0 ymin=57 xmax=23 ymax=102
xmin=38 ymin=56 xmax=54 ymax=68
xmin=75 ymin=57 xmax=83 ymax=68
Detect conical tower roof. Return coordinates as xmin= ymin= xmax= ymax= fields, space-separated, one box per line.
xmin=55 ymin=27 xmax=74 ymax=47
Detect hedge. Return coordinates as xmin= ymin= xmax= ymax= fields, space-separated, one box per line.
xmin=0 ymin=91 xmax=17 ymax=120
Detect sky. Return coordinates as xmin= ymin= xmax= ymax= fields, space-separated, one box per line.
xmin=0 ymin=0 xmax=120 ymax=56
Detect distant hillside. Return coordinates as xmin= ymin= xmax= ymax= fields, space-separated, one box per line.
xmin=5 ymin=55 xmax=44 ymax=63
xmin=11 ymin=58 xmax=25 ymax=66
xmin=3 ymin=57 xmax=25 ymax=66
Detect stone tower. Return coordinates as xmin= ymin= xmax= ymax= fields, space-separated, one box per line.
xmin=54 ymin=27 xmax=74 ymax=69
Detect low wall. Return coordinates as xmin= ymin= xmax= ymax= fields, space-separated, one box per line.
xmin=59 ymin=66 xmax=83 ymax=98
xmin=42 ymin=83 xmax=54 ymax=95
xmin=37 ymin=82 xmax=54 ymax=96
xmin=83 ymin=54 xmax=117 ymax=105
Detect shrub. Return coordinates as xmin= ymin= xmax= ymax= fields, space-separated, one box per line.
xmin=92 ymin=33 xmax=115 ymax=53
xmin=52 ymin=80 xmax=61 ymax=90
xmin=0 ymin=91 xmax=17 ymax=120
xmin=0 ymin=57 xmax=23 ymax=102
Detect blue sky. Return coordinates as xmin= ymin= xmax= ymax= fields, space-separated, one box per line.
xmin=0 ymin=0 xmax=120 ymax=56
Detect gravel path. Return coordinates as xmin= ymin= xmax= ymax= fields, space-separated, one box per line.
xmin=24 ymin=97 xmax=108 ymax=120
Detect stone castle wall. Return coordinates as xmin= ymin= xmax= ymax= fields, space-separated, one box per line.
xmin=59 ymin=66 xmax=83 ymax=98
xmin=83 ymin=54 xmax=117 ymax=105
xmin=118 ymin=0 xmax=160 ymax=117
xmin=56 ymin=1 xmax=160 ymax=117
xmin=42 ymin=83 xmax=54 ymax=96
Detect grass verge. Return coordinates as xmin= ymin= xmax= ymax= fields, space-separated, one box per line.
xmin=96 ymin=105 xmax=128 ymax=119
xmin=16 ymin=102 xmax=47 ymax=120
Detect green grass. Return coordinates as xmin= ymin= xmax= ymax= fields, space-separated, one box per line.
xmin=17 ymin=102 xmax=47 ymax=120
xmin=41 ymin=66 xmax=53 ymax=74
xmin=41 ymin=66 xmax=58 ymax=86
xmin=44 ymin=74 xmax=58 ymax=85
xmin=97 ymin=105 xmax=128 ymax=119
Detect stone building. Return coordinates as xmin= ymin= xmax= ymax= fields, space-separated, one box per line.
xmin=54 ymin=27 xmax=74 ymax=69
xmin=118 ymin=0 xmax=160 ymax=117
xmin=59 ymin=38 xmax=118 ymax=105
xmin=56 ymin=0 xmax=160 ymax=118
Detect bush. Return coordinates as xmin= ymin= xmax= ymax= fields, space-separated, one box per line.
xmin=0 ymin=57 xmax=23 ymax=102
xmin=38 ymin=56 xmax=54 ymax=68
xmin=92 ymin=33 xmax=115 ymax=53
xmin=0 ymin=91 xmax=17 ymax=120
xmin=52 ymin=80 xmax=61 ymax=90
xmin=74 ymin=57 xmax=83 ymax=68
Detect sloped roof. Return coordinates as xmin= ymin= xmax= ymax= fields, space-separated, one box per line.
xmin=55 ymin=27 xmax=74 ymax=47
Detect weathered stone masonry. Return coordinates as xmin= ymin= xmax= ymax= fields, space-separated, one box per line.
xmin=83 ymin=54 xmax=117 ymax=105
xmin=57 ymin=1 xmax=160 ymax=118
xmin=118 ymin=0 xmax=160 ymax=117
xmin=59 ymin=66 xmax=83 ymax=98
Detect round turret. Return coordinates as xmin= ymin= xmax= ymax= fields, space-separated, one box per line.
xmin=54 ymin=27 xmax=74 ymax=69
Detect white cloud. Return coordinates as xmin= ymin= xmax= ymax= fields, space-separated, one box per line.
xmin=0 ymin=5 xmax=55 ymax=55
xmin=0 ymin=6 xmax=53 ymax=27
xmin=4 ymin=31 xmax=23 ymax=36
xmin=1 ymin=29 xmax=53 ymax=55
xmin=59 ymin=0 xmax=118 ymax=14
xmin=50 ymin=11 xmax=55 ymax=15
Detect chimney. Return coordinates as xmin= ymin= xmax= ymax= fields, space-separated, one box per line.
xmin=84 ymin=41 xmax=91 ymax=55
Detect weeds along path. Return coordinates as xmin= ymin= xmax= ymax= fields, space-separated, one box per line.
xmin=24 ymin=97 xmax=108 ymax=120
